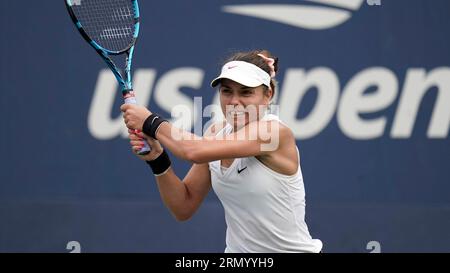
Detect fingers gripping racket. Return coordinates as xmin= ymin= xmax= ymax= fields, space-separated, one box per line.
xmin=65 ymin=0 xmax=151 ymax=155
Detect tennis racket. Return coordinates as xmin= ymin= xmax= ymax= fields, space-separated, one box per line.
xmin=65 ymin=0 xmax=150 ymax=155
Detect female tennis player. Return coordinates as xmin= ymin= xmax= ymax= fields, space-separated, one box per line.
xmin=121 ymin=50 xmax=322 ymax=253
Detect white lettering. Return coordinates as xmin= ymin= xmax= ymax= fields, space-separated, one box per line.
xmin=391 ymin=68 xmax=450 ymax=138
xmin=88 ymin=66 xmax=450 ymax=141
xmin=338 ymin=67 xmax=398 ymax=139
xmin=153 ymin=67 xmax=204 ymax=131
xmin=279 ymin=68 xmax=340 ymax=139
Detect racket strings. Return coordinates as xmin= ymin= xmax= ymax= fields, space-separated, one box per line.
xmin=72 ymin=0 xmax=136 ymax=52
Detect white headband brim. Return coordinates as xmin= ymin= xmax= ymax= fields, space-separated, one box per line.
xmin=210 ymin=61 xmax=271 ymax=88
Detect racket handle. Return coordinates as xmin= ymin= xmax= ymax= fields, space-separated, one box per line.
xmin=123 ymin=90 xmax=151 ymax=155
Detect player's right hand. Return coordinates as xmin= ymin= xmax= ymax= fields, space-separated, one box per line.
xmin=128 ymin=129 xmax=164 ymax=161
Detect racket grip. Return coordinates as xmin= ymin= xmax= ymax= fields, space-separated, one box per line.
xmin=123 ymin=90 xmax=151 ymax=155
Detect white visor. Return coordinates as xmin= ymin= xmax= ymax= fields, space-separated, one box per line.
xmin=210 ymin=61 xmax=271 ymax=88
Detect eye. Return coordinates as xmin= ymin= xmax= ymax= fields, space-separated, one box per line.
xmin=241 ymin=90 xmax=253 ymax=96
xmin=221 ymin=89 xmax=232 ymax=95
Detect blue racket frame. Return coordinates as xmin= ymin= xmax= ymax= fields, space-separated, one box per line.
xmin=65 ymin=0 xmax=151 ymax=155
xmin=65 ymin=0 xmax=140 ymax=92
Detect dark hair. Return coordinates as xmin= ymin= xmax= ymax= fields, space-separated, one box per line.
xmin=224 ymin=49 xmax=279 ymax=101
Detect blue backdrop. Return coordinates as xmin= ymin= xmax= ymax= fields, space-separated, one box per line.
xmin=0 ymin=0 xmax=449 ymax=252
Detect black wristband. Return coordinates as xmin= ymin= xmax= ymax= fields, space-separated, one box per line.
xmin=142 ymin=114 xmax=168 ymax=139
xmin=146 ymin=150 xmax=171 ymax=176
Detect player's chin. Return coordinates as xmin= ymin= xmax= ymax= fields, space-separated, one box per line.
xmin=227 ymin=115 xmax=248 ymax=130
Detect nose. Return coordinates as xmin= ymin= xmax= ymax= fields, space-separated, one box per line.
xmin=229 ymin=93 xmax=240 ymax=106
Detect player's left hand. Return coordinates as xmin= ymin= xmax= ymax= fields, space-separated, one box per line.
xmin=121 ymin=104 xmax=152 ymax=131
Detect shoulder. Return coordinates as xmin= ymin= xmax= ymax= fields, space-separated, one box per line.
xmin=253 ymin=119 xmax=295 ymax=144
xmin=255 ymin=120 xmax=299 ymax=174
xmin=279 ymin=123 xmax=296 ymax=146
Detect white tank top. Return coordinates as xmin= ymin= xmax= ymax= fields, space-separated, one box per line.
xmin=209 ymin=114 xmax=323 ymax=253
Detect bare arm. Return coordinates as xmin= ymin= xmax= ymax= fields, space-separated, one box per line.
xmin=156 ymin=119 xmax=284 ymax=163
xmin=122 ymin=104 xmax=298 ymax=177
xmin=121 ymin=104 xmax=274 ymax=163
xmin=154 ymin=163 xmax=211 ymax=221
xmin=128 ymin=129 xmax=213 ymax=221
